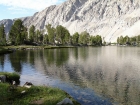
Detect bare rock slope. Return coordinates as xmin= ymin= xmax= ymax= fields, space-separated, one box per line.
xmin=1 ymin=0 xmax=140 ymax=42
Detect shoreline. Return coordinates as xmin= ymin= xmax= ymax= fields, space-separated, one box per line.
xmin=0 ymin=72 xmax=80 ymax=105
xmin=1 ymin=45 xmax=139 ymax=55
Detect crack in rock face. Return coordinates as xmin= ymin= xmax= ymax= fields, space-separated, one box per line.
xmin=1 ymin=0 xmax=140 ymax=42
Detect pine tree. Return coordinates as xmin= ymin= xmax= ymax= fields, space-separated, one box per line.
xmin=56 ymin=25 xmax=70 ymax=44
xmin=0 ymin=24 xmax=6 ymax=46
xmin=9 ymin=19 xmax=27 ymax=45
xmin=72 ymin=32 xmax=79 ymax=45
xmin=29 ymin=25 xmax=35 ymax=42
xmin=46 ymin=24 xmax=55 ymax=44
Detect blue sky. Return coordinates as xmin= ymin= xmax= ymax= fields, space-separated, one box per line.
xmin=0 ymin=0 xmax=66 ymax=21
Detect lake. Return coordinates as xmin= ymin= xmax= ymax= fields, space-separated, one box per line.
xmin=0 ymin=46 xmax=140 ymax=105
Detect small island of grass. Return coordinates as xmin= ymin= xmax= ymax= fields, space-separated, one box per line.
xmin=0 ymin=72 xmax=80 ymax=105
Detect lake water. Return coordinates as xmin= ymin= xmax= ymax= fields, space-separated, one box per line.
xmin=0 ymin=46 xmax=140 ymax=105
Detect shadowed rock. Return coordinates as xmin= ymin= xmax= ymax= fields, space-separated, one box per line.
xmin=0 ymin=75 xmax=6 ymax=82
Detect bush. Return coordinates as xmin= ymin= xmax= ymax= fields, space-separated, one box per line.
xmin=0 ymin=72 xmax=20 ymax=84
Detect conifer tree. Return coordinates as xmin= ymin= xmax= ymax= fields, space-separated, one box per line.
xmin=9 ymin=19 xmax=27 ymax=45
xmin=0 ymin=24 xmax=6 ymax=45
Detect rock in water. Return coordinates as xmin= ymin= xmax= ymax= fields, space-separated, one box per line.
xmin=23 ymin=82 xmax=33 ymax=88
xmin=57 ymin=98 xmax=73 ymax=105
xmin=0 ymin=75 xmax=6 ymax=83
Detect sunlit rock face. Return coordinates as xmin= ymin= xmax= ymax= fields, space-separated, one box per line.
xmin=1 ymin=0 xmax=140 ymax=42
xmin=0 ymin=19 xmax=13 ymax=38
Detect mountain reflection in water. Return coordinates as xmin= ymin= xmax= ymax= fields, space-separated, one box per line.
xmin=0 ymin=46 xmax=140 ymax=105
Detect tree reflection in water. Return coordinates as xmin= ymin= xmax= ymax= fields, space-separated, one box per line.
xmin=0 ymin=47 xmax=140 ymax=105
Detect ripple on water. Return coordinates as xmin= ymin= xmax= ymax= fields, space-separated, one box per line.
xmin=1 ymin=47 xmax=140 ymax=105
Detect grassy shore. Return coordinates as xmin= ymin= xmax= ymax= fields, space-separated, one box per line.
xmin=0 ymin=72 xmax=20 ymax=83
xmin=0 ymin=47 xmax=13 ymax=55
xmin=1 ymin=45 xmax=76 ymax=50
xmin=0 ymin=45 xmax=76 ymax=55
xmin=0 ymin=72 xmax=80 ymax=105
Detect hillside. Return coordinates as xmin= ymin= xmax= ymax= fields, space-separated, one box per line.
xmin=0 ymin=0 xmax=140 ymax=42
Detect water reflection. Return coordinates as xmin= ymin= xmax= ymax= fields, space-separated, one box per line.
xmin=0 ymin=46 xmax=140 ymax=105
xmin=44 ymin=49 xmax=69 ymax=66
xmin=0 ymin=55 xmax=5 ymax=70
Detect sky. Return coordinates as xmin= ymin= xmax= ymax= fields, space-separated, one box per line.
xmin=0 ymin=0 xmax=66 ymax=21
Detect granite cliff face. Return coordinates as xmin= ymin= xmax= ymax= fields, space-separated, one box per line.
xmin=1 ymin=0 xmax=140 ymax=42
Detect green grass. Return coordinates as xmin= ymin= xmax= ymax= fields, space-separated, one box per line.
xmin=0 ymin=72 xmax=80 ymax=105
xmin=44 ymin=46 xmax=75 ymax=49
xmin=2 ymin=45 xmax=43 ymax=49
xmin=0 ymin=83 xmax=80 ymax=105
xmin=1 ymin=45 xmax=76 ymax=51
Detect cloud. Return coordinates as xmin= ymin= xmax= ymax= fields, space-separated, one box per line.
xmin=0 ymin=0 xmax=66 ymax=11
xmin=8 ymin=7 xmax=31 ymax=15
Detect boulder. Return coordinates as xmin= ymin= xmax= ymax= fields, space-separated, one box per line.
xmin=0 ymin=75 xmax=6 ymax=83
xmin=23 ymin=82 xmax=33 ymax=88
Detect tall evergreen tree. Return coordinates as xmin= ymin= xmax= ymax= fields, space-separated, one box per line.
xmin=119 ymin=36 xmax=124 ymax=45
xmin=56 ymin=25 xmax=64 ymax=44
xmin=43 ymin=34 xmax=49 ymax=44
xmin=0 ymin=24 xmax=6 ymax=45
xmin=0 ymin=24 xmax=5 ymax=38
xmin=95 ymin=35 xmax=102 ymax=45
xmin=63 ymin=27 xmax=70 ymax=44
xmin=72 ymin=32 xmax=79 ymax=45
xmin=9 ymin=19 xmax=27 ymax=45
xmin=79 ymin=31 xmax=90 ymax=45
xmin=56 ymin=25 xmax=70 ymax=44
xmin=21 ymin=27 xmax=28 ymax=43
xmin=46 ymin=24 xmax=55 ymax=44
xmin=29 ymin=25 xmax=35 ymax=42
xmin=35 ymin=29 xmax=40 ymax=43
xmin=117 ymin=37 xmax=120 ymax=44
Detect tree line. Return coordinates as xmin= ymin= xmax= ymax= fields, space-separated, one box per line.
xmin=117 ymin=35 xmax=140 ymax=45
xmin=0 ymin=19 xmax=102 ymax=46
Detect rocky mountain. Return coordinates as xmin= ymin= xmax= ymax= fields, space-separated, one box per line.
xmin=1 ymin=0 xmax=140 ymax=42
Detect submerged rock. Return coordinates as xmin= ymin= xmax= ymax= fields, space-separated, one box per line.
xmin=57 ymin=98 xmax=74 ymax=105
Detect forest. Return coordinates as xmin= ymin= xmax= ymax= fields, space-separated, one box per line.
xmin=117 ymin=35 xmax=140 ymax=46
xmin=0 ymin=19 xmax=102 ymax=46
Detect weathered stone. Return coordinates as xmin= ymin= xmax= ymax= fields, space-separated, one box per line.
xmin=23 ymin=82 xmax=33 ymax=88
xmin=0 ymin=75 xmax=6 ymax=82
xmin=1 ymin=0 xmax=140 ymax=42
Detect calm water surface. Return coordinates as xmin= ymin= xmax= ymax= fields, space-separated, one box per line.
xmin=0 ymin=46 xmax=140 ymax=105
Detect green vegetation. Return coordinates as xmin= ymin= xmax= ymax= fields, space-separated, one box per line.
xmin=9 ymin=19 xmax=28 ymax=45
xmin=0 ymin=72 xmax=80 ymax=105
xmin=117 ymin=35 xmax=140 ymax=46
xmin=29 ymin=25 xmax=36 ymax=42
xmin=46 ymin=24 xmax=55 ymax=44
xmin=55 ymin=25 xmax=70 ymax=45
xmin=2 ymin=19 xmax=140 ymax=47
xmin=0 ymin=47 xmax=13 ymax=55
xmin=0 ymin=72 xmax=20 ymax=83
xmin=2 ymin=45 xmax=75 ymax=50
xmin=0 ymin=24 xmax=6 ymax=46
xmin=0 ymin=83 xmax=80 ymax=105
xmin=0 ymin=19 xmax=102 ymax=47
xmin=72 ymin=32 xmax=79 ymax=45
